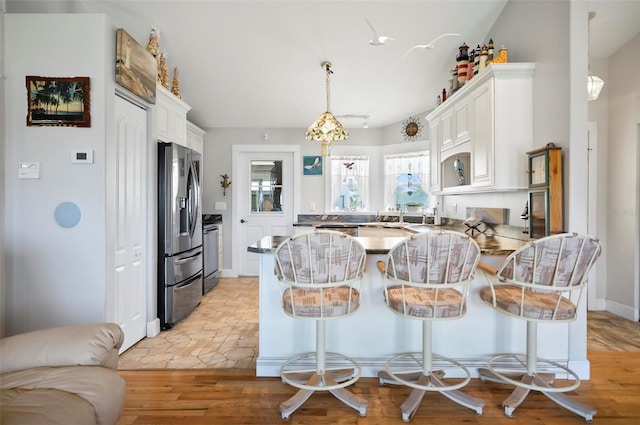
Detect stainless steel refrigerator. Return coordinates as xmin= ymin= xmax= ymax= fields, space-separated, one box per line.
xmin=158 ymin=142 xmax=203 ymax=329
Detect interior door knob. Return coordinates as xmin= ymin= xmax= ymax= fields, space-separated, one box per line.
xmin=240 ymin=219 xmax=246 ymax=223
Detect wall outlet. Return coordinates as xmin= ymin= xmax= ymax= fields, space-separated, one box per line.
xmin=215 ymin=202 xmax=227 ymax=210
xmin=451 ymin=203 xmax=457 ymax=214
xmin=309 ymin=202 xmax=316 ymax=211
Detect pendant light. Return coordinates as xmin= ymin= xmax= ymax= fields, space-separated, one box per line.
xmin=306 ymin=62 xmax=348 ymax=156
xmin=587 ymin=11 xmax=605 ymax=101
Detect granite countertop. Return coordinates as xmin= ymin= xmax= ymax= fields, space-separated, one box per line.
xmin=247 ymin=228 xmax=529 ymax=256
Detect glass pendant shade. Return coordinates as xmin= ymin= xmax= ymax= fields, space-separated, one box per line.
xmin=306 ymin=111 xmax=349 ymax=155
xmin=587 ymin=75 xmax=604 ymax=101
xmin=306 ymin=62 xmax=348 ymax=156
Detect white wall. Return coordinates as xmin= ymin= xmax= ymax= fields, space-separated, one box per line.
xmin=201 ymin=127 xmax=383 ymax=269
xmin=3 ymin=14 xmax=110 ymax=334
xmin=0 ymin=8 xmax=6 ymax=337
xmin=605 ymin=32 xmax=640 ymax=320
xmin=588 ymin=56 xmax=609 ymax=306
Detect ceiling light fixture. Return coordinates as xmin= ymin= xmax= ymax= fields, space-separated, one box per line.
xmin=335 ymin=114 xmax=371 ymax=129
xmin=587 ymin=11 xmax=605 ymax=101
xmin=306 ymin=62 xmax=348 ymax=156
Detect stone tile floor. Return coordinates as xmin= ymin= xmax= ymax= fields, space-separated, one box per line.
xmin=118 ymin=277 xmax=258 ymax=369
xmin=119 ymin=276 xmax=638 ymax=370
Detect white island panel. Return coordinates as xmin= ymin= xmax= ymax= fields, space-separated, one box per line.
xmin=257 ymin=251 xmax=575 ymax=378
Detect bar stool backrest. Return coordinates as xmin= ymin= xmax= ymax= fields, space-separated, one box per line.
xmin=498 ymin=233 xmax=601 ymax=290
xmin=386 ymin=231 xmax=480 ymax=287
xmin=274 ymin=230 xmax=367 ymax=319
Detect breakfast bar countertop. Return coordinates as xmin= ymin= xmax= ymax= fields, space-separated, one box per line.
xmin=247 ymin=229 xmax=529 ymax=256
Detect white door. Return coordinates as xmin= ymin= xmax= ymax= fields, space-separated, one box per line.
xmin=233 ymin=145 xmax=299 ymax=276
xmin=113 ymin=95 xmax=148 ymax=351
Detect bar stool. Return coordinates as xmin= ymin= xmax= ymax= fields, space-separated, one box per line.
xmin=273 ymin=230 xmax=368 ymax=420
xmin=377 ymin=231 xmax=484 ymax=422
xmin=477 ymin=233 xmax=601 ymax=422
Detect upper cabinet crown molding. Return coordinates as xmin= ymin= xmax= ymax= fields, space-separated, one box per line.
xmin=186 ymin=121 xmax=205 ymax=154
xmin=427 ymin=63 xmax=536 ymax=194
xmin=154 ymin=86 xmax=192 ymax=146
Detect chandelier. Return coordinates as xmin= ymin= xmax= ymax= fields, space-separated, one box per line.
xmin=587 ymin=11 xmax=604 ymax=101
xmin=306 ymin=62 xmax=348 ymax=156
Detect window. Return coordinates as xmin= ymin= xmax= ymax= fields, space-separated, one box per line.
xmin=384 ymin=151 xmax=429 ymax=211
xmin=329 ymin=156 xmax=369 ymax=211
xmin=250 ymin=160 xmax=283 ymax=212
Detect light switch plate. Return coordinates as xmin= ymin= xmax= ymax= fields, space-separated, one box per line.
xmin=19 ymin=162 xmax=41 ymax=179
xmin=215 ymin=202 xmax=227 ymax=210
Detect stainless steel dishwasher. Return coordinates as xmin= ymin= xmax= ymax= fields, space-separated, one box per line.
xmin=202 ymin=214 xmax=221 ymax=294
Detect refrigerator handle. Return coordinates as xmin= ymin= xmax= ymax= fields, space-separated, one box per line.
xmin=174 ymin=251 xmax=202 ymax=265
xmin=187 ymin=161 xmax=201 ymax=238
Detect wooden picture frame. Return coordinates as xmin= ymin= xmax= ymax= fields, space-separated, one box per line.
xmin=115 ymin=28 xmax=157 ymax=104
xmin=26 ymin=76 xmax=91 ymax=127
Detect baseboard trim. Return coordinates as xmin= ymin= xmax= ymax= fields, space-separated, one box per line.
xmin=606 ymin=300 xmax=638 ymax=321
xmin=146 ymin=318 xmax=160 ymax=337
xmin=220 ymin=269 xmax=239 ymax=278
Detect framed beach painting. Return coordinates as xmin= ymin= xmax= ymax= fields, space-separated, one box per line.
xmin=115 ymin=28 xmax=157 ymax=104
xmin=303 ymin=156 xmax=322 ymax=175
xmin=26 ymin=76 xmax=91 ymax=127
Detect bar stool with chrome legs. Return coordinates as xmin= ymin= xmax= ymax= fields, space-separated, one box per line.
xmin=273 ymin=230 xmax=368 ymax=420
xmin=377 ymin=231 xmax=484 ymax=422
xmin=477 ymin=233 xmax=601 ymax=422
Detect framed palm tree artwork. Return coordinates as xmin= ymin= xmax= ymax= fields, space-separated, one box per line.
xmin=26 ymin=76 xmax=91 ymax=127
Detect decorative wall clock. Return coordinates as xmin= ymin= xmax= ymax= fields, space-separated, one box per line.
xmin=401 ymin=116 xmax=423 ymax=142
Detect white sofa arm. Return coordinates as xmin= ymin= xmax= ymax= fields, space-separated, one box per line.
xmin=0 ymin=323 xmax=124 ymax=375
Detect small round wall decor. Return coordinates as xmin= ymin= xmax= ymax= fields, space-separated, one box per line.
xmin=54 ymin=202 xmax=82 ymax=228
xmin=402 ymin=116 xmax=423 ymax=142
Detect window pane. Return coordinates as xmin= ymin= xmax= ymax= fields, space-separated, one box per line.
xmin=329 ymin=156 xmax=369 ymax=211
xmin=250 ymin=160 xmax=283 ymax=212
xmin=384 ymin=152 xmax=430 ymax=211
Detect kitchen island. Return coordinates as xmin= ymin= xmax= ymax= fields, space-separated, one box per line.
xmin=249 ymin=230 xmax=591 ymax=380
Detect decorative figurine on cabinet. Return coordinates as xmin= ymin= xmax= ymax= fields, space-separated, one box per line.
xmin=171 ymin=66 xmax=182 ymax=98
xmin=479 ymin=44 xmax=489 ymax=72
xmin=456 ymin=43 xmax=470 ymax=86
xmin=146 ymin=27 xmax=160 ymax=58
xmin=157 ymin=51 xmax=169 ymax=88
xmin=454 ymin=156 xmax=465 ymax=185
xmin=488 ymin=45 xmax=508 ymax=64
xmin=487 ymin=38 xmax=495 ymax=61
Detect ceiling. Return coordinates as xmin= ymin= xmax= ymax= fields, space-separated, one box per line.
xmin=5 ymin=0 xmax=639 ymax=130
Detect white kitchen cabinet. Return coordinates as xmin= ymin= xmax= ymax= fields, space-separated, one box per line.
xmin=440 ymin=108 xmax=455 ymax=151
xmin=154 ymin=85 xmax=191 ymax=146
xmin=426 ymin=63 xmax=535 ymax=194
xmin=439 ymin=99 xmax=471 ymax=154
xmin=186 ymin=121 xmax=205 ymax=154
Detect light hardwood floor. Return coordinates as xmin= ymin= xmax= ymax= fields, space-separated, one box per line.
xmin=117 ymin=351 xmax=640 ymax=424
xmin=119 ymin=278 xmax=640 ymax=369
xmin=117 ymin=278 xmax=640 ymax=424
